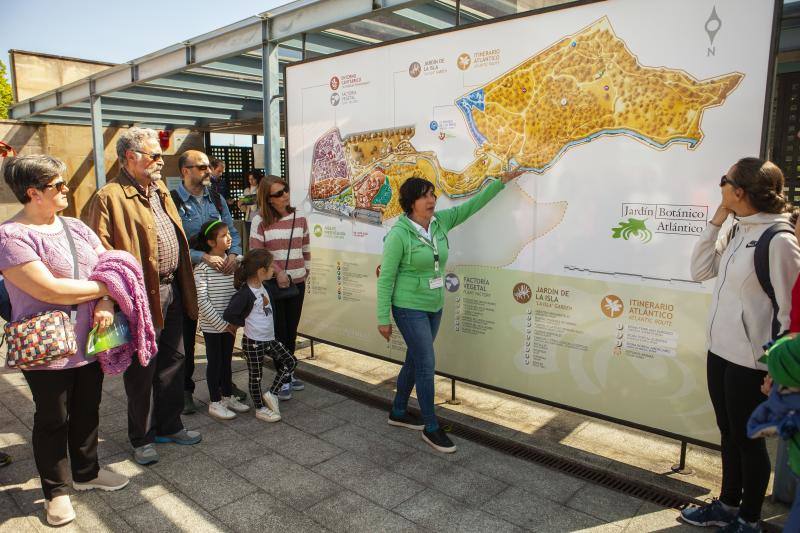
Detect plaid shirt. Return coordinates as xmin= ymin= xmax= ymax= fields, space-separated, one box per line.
xmin=121 ymin=169 xmax=179 ymax=277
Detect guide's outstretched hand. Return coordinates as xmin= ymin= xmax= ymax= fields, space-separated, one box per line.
xmin=499 ymin=167 xmax=526 ymax=184
xmin=378 ymin=324 xmax=392 ymax=341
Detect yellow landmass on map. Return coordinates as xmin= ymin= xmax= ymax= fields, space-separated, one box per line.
xmin=461 ymin=17 xmax=743 ymax=170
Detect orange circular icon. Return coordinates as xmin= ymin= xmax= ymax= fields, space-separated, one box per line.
xmin=600 ymin=295 xmax=624 ymax=318
xmin=513 ymin=283 xmax=532 ymax=304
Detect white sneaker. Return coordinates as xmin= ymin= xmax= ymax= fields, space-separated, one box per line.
xmin=44 ymin=495 xmax=75 ymax=526
xmin=255 ymin=407 xmax=281 ymax=423
xmin=262 ymin=391 xmax=281 ymax=416
xmin=208 ymin=401 xmax=236 ymax=420
xmin=221 ymin=395 xmax=250 ymax=413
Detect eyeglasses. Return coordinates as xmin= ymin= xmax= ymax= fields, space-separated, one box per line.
xmin=134 ymin=150 xmax=164 ymax=161
xmin=720 ymin=175 xmax=739 ymax=188
xmin=41 ymin=180 xmax=68 ymax=193
xmin=184 ymin=164 xmax=210 ymax=171
xmin=269 ymin=187 xmax=289 ymax=198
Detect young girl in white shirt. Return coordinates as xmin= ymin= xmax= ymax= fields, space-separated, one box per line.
xmin=191 ymin=220 xmax=249 ymax=420
xmin=224 ymin=249 xmax=297 ymax=422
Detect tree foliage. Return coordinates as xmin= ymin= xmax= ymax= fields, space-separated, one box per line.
xmin=0 ymin=60 xmax=12 ymax=120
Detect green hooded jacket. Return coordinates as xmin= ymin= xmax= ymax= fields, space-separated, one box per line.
xmin=765 ymin=335 xmax=800 ymax=475
xmin=376 ymin=178 xmax=504 ymax=324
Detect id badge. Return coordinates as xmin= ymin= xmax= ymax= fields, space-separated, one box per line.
xmin=429 ymin=277 xmax=443 ymax=289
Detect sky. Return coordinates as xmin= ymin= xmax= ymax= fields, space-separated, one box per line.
xmin=1 ymin=0 xmax=290 ymax=82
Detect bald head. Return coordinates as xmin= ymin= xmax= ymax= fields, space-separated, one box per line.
xmin=179 ymin=150 xmax=212 ymax=192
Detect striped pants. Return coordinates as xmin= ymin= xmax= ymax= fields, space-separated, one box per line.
xmin=241 ymin=336 xmax=297 ymax=409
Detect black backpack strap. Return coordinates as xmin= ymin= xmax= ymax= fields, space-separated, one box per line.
xmin=754 ymin=221 xmax=795 ymax=340
xmin=170 ymin=189 xmax=184 ymax=210
xmin=208 ymin=183 xmax=224 ymax=214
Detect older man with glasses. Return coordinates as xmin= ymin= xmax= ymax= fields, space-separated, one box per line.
xmin=172 ymin=150 xmax=245 ymax=413
xmin=84 ymin=127 xmax=201 ymax=466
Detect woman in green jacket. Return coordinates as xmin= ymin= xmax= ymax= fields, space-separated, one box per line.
xmin=377 ymin=169 xmax=523 ymax=453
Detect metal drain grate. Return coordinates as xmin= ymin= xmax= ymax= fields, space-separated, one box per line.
xmin=291 ymin=367 xmax=698 ymax=511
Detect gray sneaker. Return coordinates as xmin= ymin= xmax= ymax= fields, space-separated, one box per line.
xmin=155 ymin=429 xmax=202 ymax=445
xmin=277 ymin=383 xmax=292 ymax=401
xmin=133 ymin=444 xmax=159 ymax=465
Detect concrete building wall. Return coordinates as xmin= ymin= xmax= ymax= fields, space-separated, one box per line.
xmin=10 ymin=51 xmax=113 ymax=102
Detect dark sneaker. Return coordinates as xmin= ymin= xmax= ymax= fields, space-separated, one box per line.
xmin=680 ymin=500 xmax=736 ymax=527
xmin=182 ymin=391 xmax=197 ymax=415
xmin=422 ymin=428 xmax=457 ymax=453
xmin=388 ymin=411 xmax=425 ymax=430
xmin=231 ymin=383 xmax=248 ymax=402
xmin=717 ymin=517 xmax=760 ymax=533
xmin=0 ymin=451 xmax=11 ymax=467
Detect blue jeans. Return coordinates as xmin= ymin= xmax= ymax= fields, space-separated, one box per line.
xmin=391 ymin=306 xmax=442 ymax=432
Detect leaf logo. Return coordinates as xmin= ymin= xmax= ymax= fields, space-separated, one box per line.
xmin=611 ymin=218 xmax=652 ymax=243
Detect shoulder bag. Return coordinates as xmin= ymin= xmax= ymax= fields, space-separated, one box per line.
xmin=264 ymin=212 xmax=300 ymax=301
xmin=5 ymin=217 xmax=80 ymax=369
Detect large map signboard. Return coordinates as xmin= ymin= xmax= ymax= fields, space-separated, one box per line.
xmin=286 ymin=0 xmax=777 ymax=444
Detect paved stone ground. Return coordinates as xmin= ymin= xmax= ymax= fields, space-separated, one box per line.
xmin=0 ymin=348 xmax=699 ymax=532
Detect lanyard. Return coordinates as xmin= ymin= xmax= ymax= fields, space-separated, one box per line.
xmin=417 ymin=235 xmax=440 ymax=274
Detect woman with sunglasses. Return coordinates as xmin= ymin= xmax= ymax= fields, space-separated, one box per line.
xmin=249 ymin=175 xmax=309 ymax=397
xmin=683 ymin=157 xmax=800 ymax=532
xmin=0 ymin=155 xmax=129 ymax=526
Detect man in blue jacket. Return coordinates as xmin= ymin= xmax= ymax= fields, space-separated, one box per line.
xmin=173 ymin=150 xmax=245 ymax=413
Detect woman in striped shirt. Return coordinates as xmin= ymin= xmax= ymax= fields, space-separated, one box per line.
xmin=191 ymin=220 xmax=250 ymax=420
xmin=250 ymin=176 xmax=310 ymax=398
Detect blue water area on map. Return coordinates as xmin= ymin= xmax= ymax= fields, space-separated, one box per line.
xmin=455 ymin=89 xmax=487 ymax=145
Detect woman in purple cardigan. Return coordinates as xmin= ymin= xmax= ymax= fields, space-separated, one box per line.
xmin=0 ymin=155 xmax=129 ymax=526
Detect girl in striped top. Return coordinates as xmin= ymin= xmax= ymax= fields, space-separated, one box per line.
xmin=250 ymin=175 xmax=310 ymax=398
xmin=191 ymin=220 xmax=250 ymax=420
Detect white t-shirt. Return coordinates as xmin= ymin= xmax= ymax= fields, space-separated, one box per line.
xmin=244 ymin=285 xmax=276 ymax=341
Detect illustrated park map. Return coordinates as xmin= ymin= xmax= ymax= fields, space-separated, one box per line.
xmin=308 ymin=18 xmax=743 ymax=226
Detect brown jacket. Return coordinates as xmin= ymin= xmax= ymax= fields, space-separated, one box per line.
xmin=83 ymin=173 xmax=198 ymax=327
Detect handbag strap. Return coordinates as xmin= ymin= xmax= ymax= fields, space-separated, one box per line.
xmin=59 ymin=217 xmax=80 ymax=323
xmin=284 ymin=211 xmax=296 ymax=272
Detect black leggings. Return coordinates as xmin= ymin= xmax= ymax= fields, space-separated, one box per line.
xmin=707 ymin=351 xmax=770 ymax=523
xmin=203 ymin=332 xmax=235 ymax=403
xmin=275 ymin=282 xmax=305 ymax=355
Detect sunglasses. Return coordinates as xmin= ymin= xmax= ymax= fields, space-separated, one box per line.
xmin=134 ymin=150 xmax=164 ymax=161
xmin=41 ymin=180 xmax=68 ymax=193
xmin=719 ymin=175 xmax=739 ymax=188
xmin=184 ymin=164 xmax=210 ymax=171
xmin=269 ymin=187 xmax=289 ymax=198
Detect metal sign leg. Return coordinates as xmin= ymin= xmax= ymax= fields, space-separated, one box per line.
xmin=446 ymin=378 xmax=461 ymax=405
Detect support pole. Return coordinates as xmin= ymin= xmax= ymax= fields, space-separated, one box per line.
xmin=261 ymin=18 xmax=281 ymax=175
xmin=455 ymin=0 xmax=461 ymax=26
xmin=671 ymin=440 xmax=694 ymax=475
xmin=446 ymin=378 xmax=461 ymax=405
xmin=90 ymin=94 xmax=106 ymax=189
